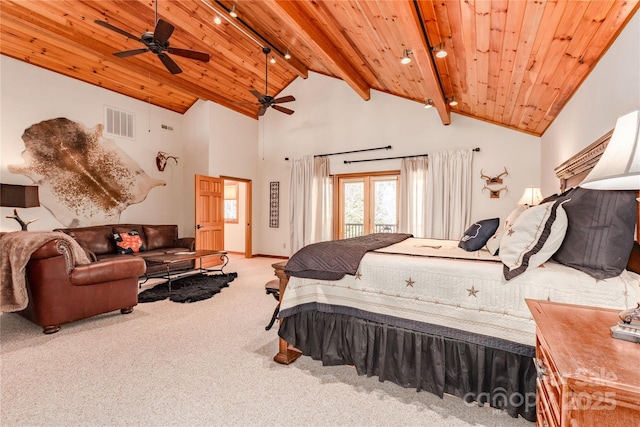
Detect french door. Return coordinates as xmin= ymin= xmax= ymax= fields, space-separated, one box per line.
xmin=334 ymin=171 xmax=399 ymax=239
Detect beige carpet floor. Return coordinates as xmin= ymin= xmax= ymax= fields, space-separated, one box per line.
xmin=1 ymin=255 xmax=533 ymax=426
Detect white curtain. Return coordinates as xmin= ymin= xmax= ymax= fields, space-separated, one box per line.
xmin=398 ymin=156 xmax=429 ymax=236
xmin=289 ymin=155 xmax=332 ymax=254
xmin=400 ymin=149 xmax=472 ymax=239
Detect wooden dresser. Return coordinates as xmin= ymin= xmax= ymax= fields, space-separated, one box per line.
xmin=526 ymin=299 xmax=640 ymax=427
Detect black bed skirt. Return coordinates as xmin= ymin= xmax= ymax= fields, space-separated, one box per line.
xmin=279 ymin=311 xmax=537 ymax=422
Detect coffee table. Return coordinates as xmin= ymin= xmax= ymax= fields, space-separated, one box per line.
xmin=144 ymin=250 xmax=229 ymax=292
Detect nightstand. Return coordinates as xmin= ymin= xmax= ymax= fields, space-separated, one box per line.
xmin=526 ymin=299 xmax=640 ymax=427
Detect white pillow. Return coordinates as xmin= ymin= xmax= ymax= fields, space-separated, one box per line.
xmin=499 ymin=200 xmax=568 ymax=280
xmin=485 ymin=205 xmax=528 ymax=255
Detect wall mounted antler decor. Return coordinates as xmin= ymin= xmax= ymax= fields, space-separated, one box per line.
xmin=482 ymin=185 xmax=508 ymax=199
xmin=480 ymin=167 xmax=508 ymax=185
xmin=155 ymin=151 xmax=178 ymax=171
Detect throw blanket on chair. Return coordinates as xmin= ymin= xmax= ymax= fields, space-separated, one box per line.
xmin=1 ymin=231 xmax=91 ymax=312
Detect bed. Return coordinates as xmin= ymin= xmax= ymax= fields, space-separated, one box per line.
xmin=274 ymin=137 xmax=640 ymax=423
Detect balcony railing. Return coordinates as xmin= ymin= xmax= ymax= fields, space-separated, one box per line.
xmin=344 ymin=223 xmax=397 ymax=238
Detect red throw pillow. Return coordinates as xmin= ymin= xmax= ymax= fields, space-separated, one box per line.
xmin=113 ymin=230 xmax=145 ymax=254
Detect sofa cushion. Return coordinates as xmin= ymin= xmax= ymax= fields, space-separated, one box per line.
xmin=143 ymin=225 xmax=178 ymax=250
xmin=63 ymin=226 xmax=116 ymax=255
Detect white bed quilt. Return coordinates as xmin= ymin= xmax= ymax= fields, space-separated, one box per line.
xmin=280 ymin=238 xmax=640 ymax=347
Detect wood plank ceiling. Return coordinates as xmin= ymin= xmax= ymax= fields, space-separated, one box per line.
xmin=1 ymin=1 xmax=638 ymax=136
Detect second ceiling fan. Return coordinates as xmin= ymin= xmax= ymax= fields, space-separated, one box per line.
xmin=248 ymin=47 xmax=295 ymax=116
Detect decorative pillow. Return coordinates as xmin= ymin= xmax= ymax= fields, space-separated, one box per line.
xmin=552 ymin=188 xmax=637 ymax=279
xmin=113 ymin=230 xmax=146 ymax=254
xmin=486 ymin=206 xmax=528 ymax=256
xmin=499 ymin=199 xmax=569 ymax=280
xmin=458 ymin=218 xmax=500 ymax=251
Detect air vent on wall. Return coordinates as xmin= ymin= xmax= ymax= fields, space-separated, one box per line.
xmin=104 ymin=106 xmax=134 ymax=139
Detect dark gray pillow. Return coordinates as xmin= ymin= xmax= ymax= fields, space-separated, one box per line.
xmin=552 ymin=187 xmax=637 ymax=279
xmin=458 ymin=218 xmax=500 ymax=251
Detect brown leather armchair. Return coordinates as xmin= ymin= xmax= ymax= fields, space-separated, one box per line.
xmin=19 ymin=239 xmax=146 ymax=334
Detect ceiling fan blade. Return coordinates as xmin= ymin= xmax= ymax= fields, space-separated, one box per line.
xmin=158 ymin=53 xmax=182 ymax=74
xmin=168 ymin=48 xmax=210 ymax=63
xmin=154 ymin=19 xmax=175 ymax=45
xmin=94 ymin=20 xmax=142 ymax=43
xmin=272 ymin=105 xmax=295 ymax=115
xmin=257 ymin=105 xmax=268 ymax=116
xmin=273 ymin=95 xmax=295 ymax=104
xmin=249 ymin=89 xmax=267 ymax=103
xmin=113 ymin=48 xmax=149 ymax=58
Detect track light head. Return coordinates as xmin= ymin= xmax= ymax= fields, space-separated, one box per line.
xmin=432 ymin=42 xmax=448 ymax=58
xmin=400 ymin=49 xmax=412 ymax=64
xmin=424 ymin=99 xmax=434 ymax=109
xmin=448 ymin=96 xmax=458 ymax=106
xmin=213 ymin=15 xmax=222 ymax=25
xmin=229 ymin=5 xmax=238 ymax=18
xmin=284 ymin=50 xmax=291 ymax=60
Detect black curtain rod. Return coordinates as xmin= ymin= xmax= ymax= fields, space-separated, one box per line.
xmin=285 ymin=145 xmax=392 ymax=161
xmin=344 ymin=147 xmax=480 ymax=164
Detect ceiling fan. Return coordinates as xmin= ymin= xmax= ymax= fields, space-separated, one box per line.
xmin=94 ymin=3 xmax=210 ymax=75
xmin=248 ymin=47 xmax=295 ymax=116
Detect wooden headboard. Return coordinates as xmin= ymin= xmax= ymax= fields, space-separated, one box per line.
xmin=554 ymin=130 xmax=640 ymax=273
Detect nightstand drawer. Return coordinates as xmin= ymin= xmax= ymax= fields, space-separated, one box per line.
xmin=536 ymin=378 xmax=559 ymax=427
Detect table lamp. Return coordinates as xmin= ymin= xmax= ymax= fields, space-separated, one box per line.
xmin=580 ymin=110 xmax=640 ymax=343
xmin=517 ymin=186 xmax=543 ymax=206
xmin=1 ymin=183 xmax=40 ymax=230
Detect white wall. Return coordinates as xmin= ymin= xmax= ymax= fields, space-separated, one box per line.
xmin=0 ymin=56 xmax=187 ymax=233
xmin=224 ymin=181 xmax=246 ymax=252
xmin=256 ymin=72 xmax=541 ymax=256
xmin=541 ymin=12 xmax=640 ymax=195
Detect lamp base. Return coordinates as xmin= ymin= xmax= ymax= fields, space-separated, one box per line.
xmin=611 ymin=323 xmax=640 ymax=344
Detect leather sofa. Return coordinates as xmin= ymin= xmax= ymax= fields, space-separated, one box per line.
xmin=21 ymin=238 xmax=146 ymax=333
xmin=55 ymin=224 xmax=195 ymax=276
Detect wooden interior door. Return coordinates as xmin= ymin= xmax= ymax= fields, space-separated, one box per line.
xmin=195 ymin=174 xmax=224 ymax=268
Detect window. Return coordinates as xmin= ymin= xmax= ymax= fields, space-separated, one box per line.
xmin=224 ymin=181 xmax=238 ymax=223
xmin=334 ymin=171 xmax=399 ymax=239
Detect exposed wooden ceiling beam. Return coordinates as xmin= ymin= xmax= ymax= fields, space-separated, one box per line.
xmin=199 ymin=0 xmax=308 ymax=80
xmin=402 ymin=0 xmax=450 ymax=125
xmin=267 ymin=0 xmax=371 ymax=101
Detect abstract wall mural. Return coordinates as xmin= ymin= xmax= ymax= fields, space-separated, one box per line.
xmin=8 ymin=117 xmax=165 ymax=227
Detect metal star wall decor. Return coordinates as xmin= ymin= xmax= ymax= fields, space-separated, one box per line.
xmin=467 ymin=286 xmax=479 ymax=297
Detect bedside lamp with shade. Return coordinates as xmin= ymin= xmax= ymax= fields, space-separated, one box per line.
xmin=1 ymin=184 xmax=40 ymax=231
xmin=580 ymin=110 xmax=640 ymax=343
xmin=517 ymin=186 xmax=543 ymax=206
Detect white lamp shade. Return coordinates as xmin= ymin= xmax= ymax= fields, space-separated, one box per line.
xmin=517 ymin=187 xmax=543 ymax=206
xmin=580 ymin=110 xmax=640 ymax=190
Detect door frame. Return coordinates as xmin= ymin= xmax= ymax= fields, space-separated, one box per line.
xmin=221 ymin=175 xmax=252 ymax=258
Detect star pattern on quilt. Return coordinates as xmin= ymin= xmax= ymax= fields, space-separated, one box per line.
xmin=354 ymin=270 xmax=362 ymax=280
xmin=405 ymin=277 xmax=415 ymax=287
xmin=467 ymin=286 xmax=479 ymax=297
xmin=507 ymin=227 xmax=515 ymax=236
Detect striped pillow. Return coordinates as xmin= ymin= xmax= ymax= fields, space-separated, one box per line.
xmin=499 ymin=199 xmax=569 ymax=280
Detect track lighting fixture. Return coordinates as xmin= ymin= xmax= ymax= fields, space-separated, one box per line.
xmin=284 ymin=50 xmax=291 ymax=60
xmin=213 ymin=15 xmax=222 ymax=24
xmin=424 ymin=99 xmax=434 ymax=109
xmin=270 ymin=56 xmax=276 ymax=64
xmin=400 ymin=49 xmax=412 ymax=65
xmin=229 ymin=5 xmax=238 ymax=18
xmin=432 ymin=42 xmax=447 ymax=58
xmin=447 ymin=96 xmax=458 ymax=106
